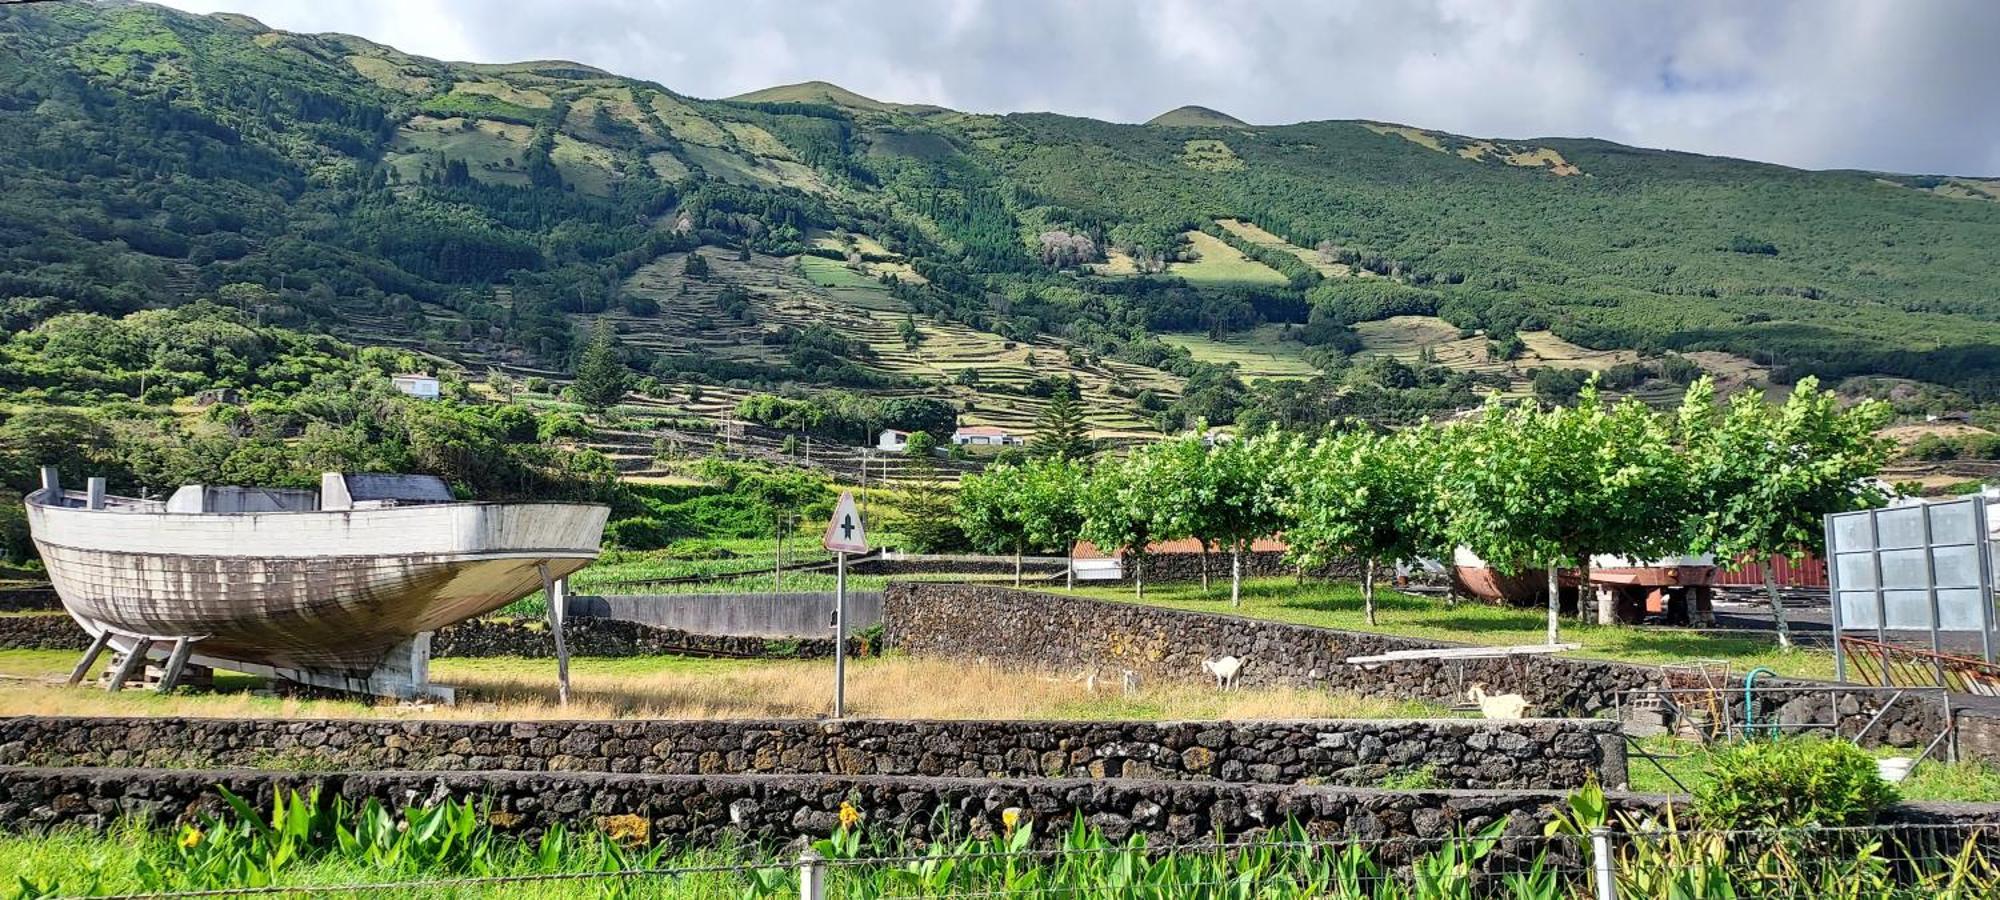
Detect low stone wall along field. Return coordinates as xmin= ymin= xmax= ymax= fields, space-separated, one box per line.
xmin=0 ymin=714 xmax=1626 ymax=789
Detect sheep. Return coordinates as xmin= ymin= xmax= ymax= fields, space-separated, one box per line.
xmin=1467 ymin=684 xmax=1530 ymax=720
xmin=1202 ymin=656 xmax=1244 ymax=690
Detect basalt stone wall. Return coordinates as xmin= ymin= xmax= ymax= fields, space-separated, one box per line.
xmin=0 ymin=613 xmax=89 ymax=651
xmin=0 ymin=715 xmax=1625 ymax=789
xmin=1134 ymin=551 xmax=1361 ymax=584
xmin=428 ymin=618 xmax=865 ymax=660
xmin=0 ymin=765 xmax=1671 ymax=857
xmin=0 ymin=587 xmax=58 ymax=612
xmin=882 ymin=583 xmax=1962 ymax=755
xmin=0 ymin=614 xmax=860 ymax=659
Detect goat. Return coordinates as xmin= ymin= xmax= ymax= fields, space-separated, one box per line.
xmin=1466 ymin=684 xmax=1530 ymax=720
xmin=1202 ymin=656 xmax=1244 ymax=690
xmin=1120 ymin=669 xmax=1141 ymax=696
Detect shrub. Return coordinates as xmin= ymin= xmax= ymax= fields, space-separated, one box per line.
xmin=1692 ymin=737 xmax=1897 ymax=830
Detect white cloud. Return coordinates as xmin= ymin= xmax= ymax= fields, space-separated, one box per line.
xmin=154 ymin=0 xmax=2000 ymax=174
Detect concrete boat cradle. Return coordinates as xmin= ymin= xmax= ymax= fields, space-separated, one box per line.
xmin=24 ymin=468 xmax=608 ymax=700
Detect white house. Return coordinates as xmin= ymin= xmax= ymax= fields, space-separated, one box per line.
xmin=391 ymin=373 xmax=441 ymax=400
xmin=876 ymin=429 xmax=912 ymax=452
xmin=951 ymin=425 xmax=1022 ymax=446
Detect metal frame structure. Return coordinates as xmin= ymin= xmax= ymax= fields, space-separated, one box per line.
xmin=1826 ymin=496 xmax=1997 ymax=681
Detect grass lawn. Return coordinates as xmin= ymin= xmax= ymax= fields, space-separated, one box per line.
xmin=1162 ymin=326 xmax=1322 ymax=380
xmin=1061 ymin=577 xmax=1836 ymax=680
xmin=0 ymin=650 xmax=1439 ymax=723
xmin=1167 ymin=230 xmax=1290 ymax=286
xmin=797 ymin=254 xmax=877 ymax=289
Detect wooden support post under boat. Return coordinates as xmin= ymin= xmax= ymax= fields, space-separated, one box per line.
xmin=67 ymin=631 xmax=111 ymax=687
xmin=106 ymin=637 xmax=151 ymax=692
xmin=156 ymin=637 xmax=195 ymax=692
xmin=540 ymin=563 xmax=571 ymax=707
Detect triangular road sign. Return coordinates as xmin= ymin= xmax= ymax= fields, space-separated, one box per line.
xmin=823 ymin=490 xmax=869 ymax=553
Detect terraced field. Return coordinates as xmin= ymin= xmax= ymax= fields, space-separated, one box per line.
xmin=1354 ymin=315 xmax=1687 ymax=402
xmin=1162 ymin=325 xmax=1322 ymax=380
xmin=599 ymin=248 xmax=1181 ymax=439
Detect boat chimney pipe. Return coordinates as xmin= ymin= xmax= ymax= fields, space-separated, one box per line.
xmin=86 ymin=477 xmax=106 ymax=510
xmin=39 ymin=466 xmax=60 ymax=501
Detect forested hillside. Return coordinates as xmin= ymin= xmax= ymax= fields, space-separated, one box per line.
xmin=4 ymin=0 xmax=2000 ymax=439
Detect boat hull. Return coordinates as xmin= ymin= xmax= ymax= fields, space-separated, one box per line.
xmin=27 ymin=494 xmax=606 ymax=674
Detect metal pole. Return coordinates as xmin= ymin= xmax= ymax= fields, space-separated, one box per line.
xmin=1590 ymin=826 xmax=1616 ymax=900
xmin=1827 ymin=515 xmax=1847 ymax=682
xmin=1920 ymin=502 xmax=1943 ymax=660
xmin=834 ymin=550 xmax=847 ymax=719
xmin=1977 ymin=496 xmax=1996 ymax=665
xmin=798 ymin=849 xmax=827 ymax=900
xmin=1869 ymin=509 xmax=1889 ymax=648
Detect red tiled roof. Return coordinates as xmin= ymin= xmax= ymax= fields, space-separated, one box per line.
xmin=1071 ymin=537 xmax=1289 ymax=560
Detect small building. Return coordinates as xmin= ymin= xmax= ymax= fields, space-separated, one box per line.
xmin=951 ymin=425 xmax=1021 ymax=447
xmin=391 ymin=373 xmax=441 ymax=400
xmin=877 ymin=429 xmax=912 ymax=452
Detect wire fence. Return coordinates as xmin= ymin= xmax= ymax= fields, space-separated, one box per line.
xmin=51 ymin=820 xmax=2000 ymax=899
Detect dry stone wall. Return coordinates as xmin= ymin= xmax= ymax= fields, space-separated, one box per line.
xmin=882 ymin=583 xmax=1977 ymax=754
xmin=0 ymin=715 xmax=1625 ymax=789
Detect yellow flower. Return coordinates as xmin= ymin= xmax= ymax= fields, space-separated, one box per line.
xmin=179 ymin=827 xmax=204 ymax=850
xmin=600 ymin=813 xmax=649 ymax=847
xmin=1001 ymin=807 xmax=1022 ymax=832
xmin=837 ymin=802 xmax=862 ymax=831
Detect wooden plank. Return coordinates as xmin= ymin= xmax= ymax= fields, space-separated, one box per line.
xmin=1346 ymin=643 xmax=1579 ymax=665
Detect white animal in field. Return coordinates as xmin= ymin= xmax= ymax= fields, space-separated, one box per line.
xmin=1467 ymin=685 xmax=1530 ymax=720
xmin=1202 ymin=656 xmax=1244 ymax=690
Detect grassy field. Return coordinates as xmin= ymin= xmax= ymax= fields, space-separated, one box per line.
xmin=1215 ymin=218 xmax=1357 ymax=277
xmin=1062 ymin=577 xmax=1836 ymax=680
xmin=1167 ymin=230 xmax=1289 ymax=286
xmin=1161 ymin=325 xmax=1322 ymax=380
xmin=1353 ymin=315 xmax=1694 ymax=403
xmin=0 ymin=650 xmax=1438 ymax=722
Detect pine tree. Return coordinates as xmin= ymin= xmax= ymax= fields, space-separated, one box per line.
xmin=1031 ymin=377 xmax=1092 ymax=461
xmin=572 ymin=322 xmax=628 ymax=412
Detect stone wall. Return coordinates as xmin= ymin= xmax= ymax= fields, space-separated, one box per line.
xmin=0 ymin=765 xmax=1664 ymax=856
xmin=882 ymin=583 xmax=1958 ymax=754
xmin=0 ymin=715 xmax=1626 ymax=790
xmin=0 ymin=587 xmax=57 ymax=612
xmin=567 ymin=591 xmax=885 ymax=640
xmin=2 ymin=767 xmax=1989 ymax=858
xmin=0 ymin=614 xmax=862 ymax=660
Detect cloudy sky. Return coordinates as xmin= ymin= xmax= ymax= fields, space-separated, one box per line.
xmin=157 ymin=0 xmax=2000 ymax=175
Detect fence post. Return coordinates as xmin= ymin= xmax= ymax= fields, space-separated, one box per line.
xmin=798 ymin=848 xmax=826 ymax=900
xmin=1590 ymin=826 xmax=1616 ymax=900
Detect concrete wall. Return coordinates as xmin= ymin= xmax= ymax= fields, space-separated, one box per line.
xmin=0 ymin=715 xmax=1626 ymax=790
xmin=567 ymin=591 xmax=883 ymax=639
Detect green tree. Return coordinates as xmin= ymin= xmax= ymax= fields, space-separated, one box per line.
xmin=1679 ymin=376 xmax=1892 ymax=647
xmin=1017 ymin=457 xmax=1088 ymax=589
xmin=1030 ymin=378 xmax=1093 ymax=461
xmin=898 ymin=315 xmax=924 ymax=351
xmin=893 ymin=455 xmax=962 ymax=552
xmin=1435 ymin=385 xmax=1688 ymax=643
xmin=1201 ymin=432 xmax=1299 ymax=606
xmin=571 ymin=322 xmax=628 ymax=412
xmin=683 ymin=252 xmax=710 ymax=279
xmin=1286 ymin=426 xmax=1445 ymax=625
xmin=957 ymin=464 xmax=1033 ymax=585
xmin=1079 ymin=451 xmax=1169 ymax=599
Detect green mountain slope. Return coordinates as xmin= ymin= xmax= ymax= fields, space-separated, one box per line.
xmin=3 ymin=0 xmax=1999 ymax=418
xmin=1145 ymin=105 xmax=1248 ymax=127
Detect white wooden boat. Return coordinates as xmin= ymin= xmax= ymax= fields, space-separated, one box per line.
xmin=25 ymin=470 xmax=607 ymax=698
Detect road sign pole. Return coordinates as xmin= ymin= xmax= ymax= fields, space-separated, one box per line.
xmin=834 ymin=549 xmax=847 ymax=719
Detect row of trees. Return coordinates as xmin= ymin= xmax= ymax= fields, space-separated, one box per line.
xmin=951 ymin=377 xmax=1892 ymax=647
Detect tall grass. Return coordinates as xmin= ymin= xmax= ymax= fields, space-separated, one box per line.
xmin=0 ymin=651 xmax=1438 ymax=723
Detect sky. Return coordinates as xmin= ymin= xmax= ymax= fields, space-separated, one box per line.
xmin=156 ymin=0 xmax=2000 ymax=176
